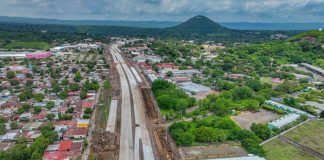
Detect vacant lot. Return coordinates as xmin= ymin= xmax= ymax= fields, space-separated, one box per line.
xmin=284 ymin=120 xmax=324 ymax=154
xmin=180 ymin=143 xmax=247 ymax=159
xmin=231 ymin=109 xmax=280 ymax=130
xmin=264 ymin=138 xmax=317 ymax=160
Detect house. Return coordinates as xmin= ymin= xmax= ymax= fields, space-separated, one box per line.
xmin=179 ymin=82 xmax=210 ymax=94
xmin=19 ymin=112 xmax=32 ymax=121
xmin=76 ymin=119 xmax=90 ymax=128
xmin=268 ymin=113 xmax=300 ymax=129
xmin=171 ymin=77 xmax=191 ymax=83
xmin=1 ymin=101 xmax=21 ymax=110
xmin=265 ymin=100 xmax=315 ymax=118
xmin=82 ymin=101 xmax=94 ymax=109
xmin=0 ymin=132 xmax=17 ymax=142
xmin=64 ymin=127 xmax=88 ymax=139
xmin=22 ymin=122 xmax=43 ymax=131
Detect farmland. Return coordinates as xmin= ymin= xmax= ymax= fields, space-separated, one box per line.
xmin=283 ymin=120 xmax=324 ymax=154
xmin=264 ymin=138 xmax=317 ymax=160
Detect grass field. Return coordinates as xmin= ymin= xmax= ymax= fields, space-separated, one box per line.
xmin=4 ymin=41 xmax=50 ymax=50
xmin=283 ymin=120 xmax=324 ymax=154
xmin=264 ymin=138 xmax=317 ymax=160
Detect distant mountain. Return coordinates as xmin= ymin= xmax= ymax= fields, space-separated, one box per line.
xmin=221 ymin=22 xmax=324 ymax=30
xmin=170 ymin=15 xmax=230 ymax=33
xmin=0 ymin=16 xmax=323 ymax=30
xmin=0 ymin=15 xmax=302 ymax=43
xmin=0 ymin=16 xmax=179 ymax=28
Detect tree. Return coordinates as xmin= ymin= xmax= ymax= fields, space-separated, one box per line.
xmin=246 ymin=79 xmax=262 ymax=92
xmin=232 ymin=86 xmax=254 ymax=100
xmin=26 ymin=73 xmax=33 ymax=78
xmin=212 ymin=98 xmax=235 ymax=116
xmin=19 ymin=88 xmax=33 ymax=101
xmin=0 ymin=116 xmax=6 ymax=123
xmin=175 ymin=98 xmax=189 ymax=111
xmin=34 ymin=106 xmax=42 ymax=114
xmin=320 ymin=111 xmax=324 ymax=118
xmin=46 ymin=101 xmax=55 ymax=110
xmin=84 ymin=108 xmax=93 ymax=114
xmin=74 ymin=71 xmax=82 ymax=82
xmin=6 ymin=71 xmax=15 ymax=79
xmin=69 ymin=83 xmax=80 ymax=91
xmin=58 ymin=90 xmax=68 ymax=99
xmin=250 ymin=123 xmax=271 ymax=140
xmin=34 ymin=93 xmax=44 ymax=102
xmin=283 ymin=97 xmax=298 ymax=107
xmin=61 ymin=78 xmax=69 ymax=86
xmin=52 ymin=83 xmax=62 ymax=93
xmin=176 ymin=132 xmax=194 ymax=146
xmin=195 ymin=126 xmax=216 ymax=142
xmin=103 ymin=80 xmax=111 ymax=90
xmin=22 ymin=104 xmax=31 ymax=112
xmin=80 ymin=90 xmax=87 ymax=99
xmin=166 ymin=71 xmax=173 ymax=77
xmin=26 ymin=80 xmax=33 ymax=86
xmin=10 ymin=79 xmax=20 ymax=86
xmin=83 ymin=114 xmax=90 ymax=119
xmin=46 ymin=114 xmax=55 ymax=121
xmin=67 ymin=107 xmax=74 ymax=113
xmin=10 ymin=121 xmax=19 ymax=129
xmin=0 ymin=123 xmax=6 ymax=135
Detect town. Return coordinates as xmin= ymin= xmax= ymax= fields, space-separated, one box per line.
xmin=0 ymin=2 xmax=323 ymax=160
xmin=0 ymin=28 xmax=323 ymax=160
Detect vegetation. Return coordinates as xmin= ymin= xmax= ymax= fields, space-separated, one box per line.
xmin=169 ymin=116 xmax=265 ymax=156
xmin=4 ymin=41 xmax=50 ymax=50
xmin=264 ymin=138 xmax=317 ymax=160
xmin=0 ymin=124 xmax=58 ymax=160
xmin=152 ymin=80 xmax=196 ymax=119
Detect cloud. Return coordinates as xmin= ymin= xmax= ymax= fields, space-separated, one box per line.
xmin=0 ymin=0 xmax=323 ymax=22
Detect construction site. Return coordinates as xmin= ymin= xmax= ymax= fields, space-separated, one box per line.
xmin=89 ymin=42 xmax=181 ymax=160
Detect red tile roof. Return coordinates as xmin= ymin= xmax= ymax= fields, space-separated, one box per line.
xmin=157 ymin=63 xmax=174 ymax=69
xmin=65 ymin=127 xmax=88 ymax=137
xmin=82 ymin=101 xmax=94 ymax=109
xmin=43 ymin=151 xmax=69 ymax=160
xmin=59 ymin=140 xmax=73 ymax=151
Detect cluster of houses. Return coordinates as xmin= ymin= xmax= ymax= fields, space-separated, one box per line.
xmin=125 ymin=46 xmax=214 ymax=100
xmin=50 ymin=43 xmax=101 ymax=53
xmin=0 ymin=45 xmax=107 ymax=159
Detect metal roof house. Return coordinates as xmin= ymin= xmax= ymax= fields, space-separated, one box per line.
xmin=179 ymin=82 xmax=210 ymax=94
xmin=299 ymin=63 xmax=324 ymax=77
xmin=268 ymin=113 xmax=300 ymax=129
xmin=264 ymin=100 xmax=315 ymax=118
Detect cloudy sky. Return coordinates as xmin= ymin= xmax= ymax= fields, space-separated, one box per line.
xmin=0 ymin=0 xmax=323 ymax=22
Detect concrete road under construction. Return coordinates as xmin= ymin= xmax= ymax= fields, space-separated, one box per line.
xmin=110 ymin=43 xmax=155 ymax=160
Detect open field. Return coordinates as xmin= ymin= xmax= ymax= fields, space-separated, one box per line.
xmin=4 ymin=41 xmax=50 ymax=50
xmin=283 ymin=120 xmax=324 ymax=154
xmin=231 ymin=109 xmax=281 ymax=130
xmin=264 ymin=138 xmax=317 ymax=160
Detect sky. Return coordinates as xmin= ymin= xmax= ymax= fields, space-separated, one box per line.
xmin=0 ymin=0 xmax=323 ymax=22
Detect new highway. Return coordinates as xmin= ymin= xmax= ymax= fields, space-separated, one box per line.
xmin=110 ymin=43 xmax=155 ymax=160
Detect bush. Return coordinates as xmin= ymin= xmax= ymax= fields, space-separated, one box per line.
xmin=10 ymin=121 xmax=19 ymax=129
xmin=83 ymin=114 xmax=90 ymax=119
